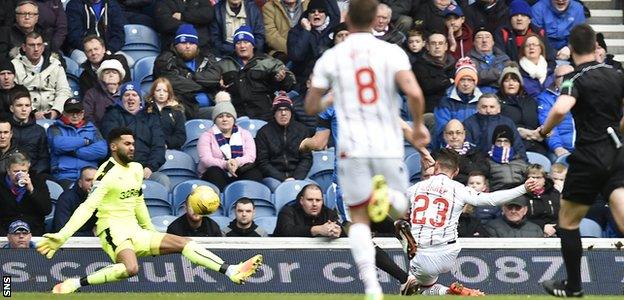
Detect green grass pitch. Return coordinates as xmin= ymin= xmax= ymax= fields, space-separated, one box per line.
xmin=8 ymin=294 xmax=624 ymax=300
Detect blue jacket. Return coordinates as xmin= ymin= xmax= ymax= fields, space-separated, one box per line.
xmin=468 ymin=47 xmax=510 ymax=94
xmin=463 ymin=113 xmax=528 ymax=161
xmin=100 ymin=103 xmax=166 ymax=172
xmin=210 ymin=0 xmax=265 ymax=57
xmin=531 ymin=0 xmax=586 ymax=51
xmin=536 ymin=88 xmax=575 ymax=152
xmin=52 ymin=183 xmax=96 ymax=236
xmin=433 ymin=86 xmax=482 ymax=148
xmin=65 ymin=0 xmax=126 ymax=52
xmin=521 ymin=66 xmax=555 ymax=98
xmin=47 ymin=120 xmax=108 ymax=182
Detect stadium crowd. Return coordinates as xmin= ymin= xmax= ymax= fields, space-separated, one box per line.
xmin=1 ymin=0 xmax=623 ymax=242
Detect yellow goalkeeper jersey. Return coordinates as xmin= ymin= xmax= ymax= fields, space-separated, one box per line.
xmin=58 ymin=157 xmax=154 ymax=238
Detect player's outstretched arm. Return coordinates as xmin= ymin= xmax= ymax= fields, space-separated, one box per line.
xmin=304 ymin=86 xmax=331 ymax=115
xmin=299 ymin=129 xmax=331 ymax=152
xmin=462 ymin=184 xmax=529 ymax=207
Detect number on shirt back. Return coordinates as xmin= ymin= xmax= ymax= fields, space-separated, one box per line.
xmin=411 ymin=194 xmax=450 ymax=228
xmin=355 ymin=67 xmax=378 ymax=104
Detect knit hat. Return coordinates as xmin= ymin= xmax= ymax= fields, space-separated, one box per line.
xmin=233 ymin=25 xmax=256 ymax=46
xmin=63 ymin=98 xmax=84 ymax=113
xmin=443 ymin=4 xmax=464 ymax=18
xmin=306 ymin=0 xmax=327 ymax=14
xmin=119 ymin=82 xmax=142 ymax=100
xmin=597 ymin=32 xmax=607 ymax=51
xmin=331 ymin=22 xmax=348 ymax=40
xmin=454 ymin=57 xmax=478 ymax=85
xmin=97 ymin=59 xmax=126 ymax=81
xmin=0 ymin=60 xmax=15 ymax=74
xmin=214 ymin=91 xmax=232 ymax=103
xmin=492 ymin=124 xmax=514 ymax=144
xmin=272 ymin=91 xmax=293 ymax=111
xmin=175 ymin=24 xmax=199 ymax=45
xmin=212 ymin=101 xmax=237 ymax=121
xmin=498 ymin=61 xmax=524 ymax=86
xmin=509 ymin=0 xmax=532 ymax=18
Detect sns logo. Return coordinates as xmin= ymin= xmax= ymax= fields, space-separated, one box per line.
xmin=3 ymin=275 xmax=10 ymax=297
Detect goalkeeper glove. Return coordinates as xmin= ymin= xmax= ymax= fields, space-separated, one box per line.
xmin=36 ymin=232 xmax=69 ymax=259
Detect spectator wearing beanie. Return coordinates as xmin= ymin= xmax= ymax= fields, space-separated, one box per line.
xmin=0 ymin=60 xmax=28 ymax=114
xmin=196 ymin=25 xmax=295 ymax=121
xmin=255 ymin=91 xmax=314 ymax=191
xmin=494 ymin=0 xmax=555 ymax=63
xmin=154 ymin=23 xmax=219 ymax=120
xmin=595 ymin=32 xmax=624 ymax=72
xmin=486 ymin=124 xmax=528 ymax=191
xmin=197 ymin=101 xmax=263 ymax=190
xmin=210 ymin=0 xmax=265 ymax=57
xmin=434 ymin=57 xmax=482 ymax=148
xmin=83 ymin=58 xmax=125 ymax=128
xmin=154 ymin=0 xmax=215 ymax=55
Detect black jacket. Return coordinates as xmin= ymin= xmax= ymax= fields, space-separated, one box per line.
xmin=223 ymin=219 xmax=267 ymax=237
xmin=435 ymin=146 xmax=490 ymax=185
xmin=498 ymin=90 xmax=548 ymax=154
xmin=514 ymin=178 xmax=560 ymax=229
xmin=9 ymin=116 xmax=50 ymax=174
xmin=52 ymin=183 xmax=96 ymax=235
xmin=0 ymin=170 xmax=51 ymax=236
xmin=148 ymin=103 xmax=186 ymax=150
xmin=482 ymin=216 xmax=543 ymax=237
xmin=461 ymin=0 xmax=509 ymax=34
xmin=273 ymin=203 xmax=344 ymax=237
xmin=78 ymin=53 xmax=131 ymax=95
xmin=167 ymin=214 xmax=223 ymax=237
xmin=154 ymin=0 xmax=215 ymax=54
xmin=412 ymin=53 xmax=456 ymax=113
xmin=413 ymin=1 xmax=447 ymax=35
xmin=255 ymin=119 xmax=313 ymax=181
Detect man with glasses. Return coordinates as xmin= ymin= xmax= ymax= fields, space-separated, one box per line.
xmin=47 ymin=98 xmax=107 ymax=188
xmin=3 ymin=220 xmax=36 ymax=248
xmin=0 ymin=0 xmax=44 ymax=59
xmin=11 ymin=31 xmax=71 ymax=120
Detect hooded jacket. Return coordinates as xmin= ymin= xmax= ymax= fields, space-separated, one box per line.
xmin=65 ymin=0 xmax=126 ymax=52
xmin=449 ymin=23 xmax=474 ymax=60
xmin=8 ymin=116 xmax=50 ymax=174
xmin=531 ymin=0 xmax=585 ymax=50
xmin=11 ymin=50 xmax=72 ymax=114
xmin=47 ymin=118 xmax=108 ymax=182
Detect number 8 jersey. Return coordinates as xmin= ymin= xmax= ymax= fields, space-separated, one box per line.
xmin=406 ymin=174 xmax=528 ymax=248
xmin=311 ymin=33 xmax=410 ymax=159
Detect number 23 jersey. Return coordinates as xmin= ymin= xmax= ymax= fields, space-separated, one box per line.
xmin=311 ymin=32 xmax=410 ymax=158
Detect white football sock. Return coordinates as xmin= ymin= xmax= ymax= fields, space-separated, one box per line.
xmin=348 ymin=223 xmax=381 ymax=294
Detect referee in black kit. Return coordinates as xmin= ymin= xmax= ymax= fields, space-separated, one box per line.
xmin=528 ymin=23 xmax=624 ymax=297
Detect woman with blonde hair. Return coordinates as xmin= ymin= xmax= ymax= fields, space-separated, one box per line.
xmin=518 ymin=34 xmax=555 ymax=97
xmin=146 ymin=77 xmax=186 ymax=150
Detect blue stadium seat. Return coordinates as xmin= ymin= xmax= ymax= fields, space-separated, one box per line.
xmin=274 ymin=180 xmax=312 ymax=213
xmin=254 ymin=216 xmax=277 ymax=235
xmin=133 ymin=56 xmax=156 ymax=88
xmin=143 ymin=180 xmax=172 ymax=217
xmin=405 ymin=152 xmax=422 ymax=183
xmin=236 ymin=118 xmax=267 ymax=137
xmin=579 ymin=218 xmax=603 ymax=238
xmin=306 ymin=150 xmax=334 ymax=193
xmin=151 ymin=215 xmax=177 ymax=233
xmin=45 ymin=204 xmax=55 ymax=233
xmin=46 ymin=180 xmax=64 ymax=201
xmin=171 ymin=179 xmax=222 ymax=216
xmin=223 ymin=180 xmax=273 ymax=217
xmin=325 ymin=184 xmax=337 ymax=210
xmin=68 ymin=77 xmax=81 ymax=99
xmin=182 ymin=119 xmax=214 ymax=163
xmin=122 ymin=49 xmax=161 ymax=68
xmin=211 ymin=216 xmax=232 ymax=231
xmin=158 ymin=150 xmax=198 ymax=187
xmin=64 ymin=56 xmax=82 ymax=98
xmin=555 ymin=153 xmax=571 ymax=167
xmin=123 ymin=24 xmax=160 ymax=51
xmin=527 ymin=151 xmax=552 ymax=172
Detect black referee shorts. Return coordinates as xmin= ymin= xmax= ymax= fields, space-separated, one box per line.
xmin=562 ymin=139 xmax=624 ymax=205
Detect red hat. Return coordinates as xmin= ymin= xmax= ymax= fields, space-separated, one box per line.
xmin=454 ymin=57 xmax=478 ymax=85
xmin=272 ymin=91 xmax=293 ymax=111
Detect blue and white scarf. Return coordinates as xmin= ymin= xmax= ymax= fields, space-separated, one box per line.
xmin=212 ymin=125 xmax=243 ymax=159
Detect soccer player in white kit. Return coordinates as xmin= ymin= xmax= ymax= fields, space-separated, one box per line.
xmin=305 ymin=0 xmax=430 ymax=299
xmin=405 ymin=149 xmax=539 ymax=296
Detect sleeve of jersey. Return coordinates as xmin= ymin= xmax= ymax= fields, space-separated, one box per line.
xmin=134 ymin=167 xmax=156 ymax=231
xmin=310 ymin=51 xmax=332 ymax=89
xmin=461 ymin=185 xmax=528 ymax=207
xmin=57 ymin=178 xmax=108 ymax=238
xmin=389 ymin=45 xmax=411 ymax=72
xmin=559 ymin=78 xmax=579 ymax=99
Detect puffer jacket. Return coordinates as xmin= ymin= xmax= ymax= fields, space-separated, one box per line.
xmin=488 ymin=157 xmax=528 ymax=191
xmin=412 ymin=53 xmax=456 ymax=113
xmin=100 ymin=103 xmax=166 ymax=172
xmin=514 ymin=178 xmax=560 ymax=229
xmin=195 ymin=53 xmax=295 ymax=121
xmin=9 ymin=116 xmax=50 ymax=174
xmin=482 ymin=216 xmax=543 ymax=237
xmin=255 ymin=119 xmax=313 ymax=181
xmin=263 ymin=0 xmax=309 ymax=55
xmin=11 ymin=51 xmax=71 ymax=114
xmin=65 ymin=0 xmax=126 ymax=52
xmin=536 ymin=88 xmax=575 ymax=152
xmin=531 ymin=0 xmax=585 ymax=50
xmin=83 ymin=81 xmax=119 ymax=128
xmin=36 ymin=0 xmax=67 ymax=52
xmin=47 ymin=119 xmax=108 ymax=182
xmin=210 ymin=0 xmax=265 ymax=57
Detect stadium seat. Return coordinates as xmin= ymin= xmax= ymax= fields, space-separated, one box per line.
xmin=223 ymin=180 xmax=273 ymax=217
xmin=122 ymin=49 xmax=161 ymax=69
xmin=132 ymin=56 xmax=156 ymax=92
xmin=64 ymin=56 xmax=83 ymax=98
xmin=254 ymin=216 xmax=277 ymax=235
xmin=46 ymin=180 xmax=64 ymax=201
xmin=171 ymin=179 xmax=222 ymax=216
xmin=183 ymin=119 xmax=214 ymax=148
xmin=151 ymin=215 xmax=177 ymax=233
xmin=237 ymin=118 xmax=267 ymax=137
xmin=306 ymin=150 xmax=335 ymax=193
xmin=274 ymin=180 xmax=313 ymax=213
xmin=158 ymin=150 xmax=198 ymax=187
xmin=579 ymin=218 xmax=603 ymax=238
xmin=555 ymin=153 xmax=571 ymax=167
xmin=122 ymin=24 xmax=160 ymax=51
xmin=211 ymin=215 xmax=232 ymax=231
xmin=325 ymin=184 xmax=337 ymax=210
xmin=527 ymin=151 xmax=552 ymax=172
xmin=68 ymin=77 xmax=81 ymax=98
xmin=143 ymin=180 xmax=172 ymax=217
xmin=45 ymin=204 xmax=55 ymax=233
xmin=404 ymin=152 xmax=422 ymax=183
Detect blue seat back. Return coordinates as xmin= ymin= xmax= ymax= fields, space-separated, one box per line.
xmin=211 ymin=216 xmax=232 ymax=230
xmin=183 ymin=119 xmax=213 ymax=148
xmin=307 ymin=150 xmax=334 ymax=177
xmin=555 ymin=153 xmax=571 ymax=167
xmin=274 ymin=180 xmax=312 ymax=213
xmin=133 ymin=56 xmax=156 ymax=84
xmin=46 ymin=180 xmax=64 ymax=202
xmin=404 ymin=152 xmax=422 ymax=183
xmin=223 ymin=180 xmax=273 ymax=217
xmin=254 ymin=216 xmax=277 ymax=235
xmin=325 ymin=184 xmax=337 ymax=210
xmin=123 ymin=24 xmax=160 ymax=51
xmin=171 ymin=179 xmax=222 ymax=216
xmin=526 ymin=151 xmax=552 ymax=172
xmin=151 ymin=215 xmax=177 ymax=232
xmin=579 ymin=218 xmax=603 ymax=238
xmin=236 ymin=118 xmax=266 ymax=137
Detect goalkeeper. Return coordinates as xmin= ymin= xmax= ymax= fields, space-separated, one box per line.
xmin=37 ymin=127 xmax=262 ymax=294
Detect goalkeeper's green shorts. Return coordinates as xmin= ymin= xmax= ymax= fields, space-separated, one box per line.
xmin=98 ymin=223 xmax=166 ymax=262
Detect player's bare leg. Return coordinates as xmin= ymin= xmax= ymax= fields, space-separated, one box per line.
xmin=349 ymin=204 xmax=382 ymax=299
xmin=160 ymin=234 xmax=262 ymax=284
xmin=542 ymin=199 xmax=589 ymax=297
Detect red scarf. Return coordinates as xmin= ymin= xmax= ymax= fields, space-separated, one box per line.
xmin=60 ymin=115 xmax=86 ymax=128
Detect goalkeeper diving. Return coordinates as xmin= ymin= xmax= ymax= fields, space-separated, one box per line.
xmin=37 ymin=127 xmax=262 ymax=293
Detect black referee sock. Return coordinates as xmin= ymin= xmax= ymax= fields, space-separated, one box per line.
xmin=559 ymin=228 xmax=582 ymax=292
xmin=374 ymin=245 xmax=408 ymax=283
